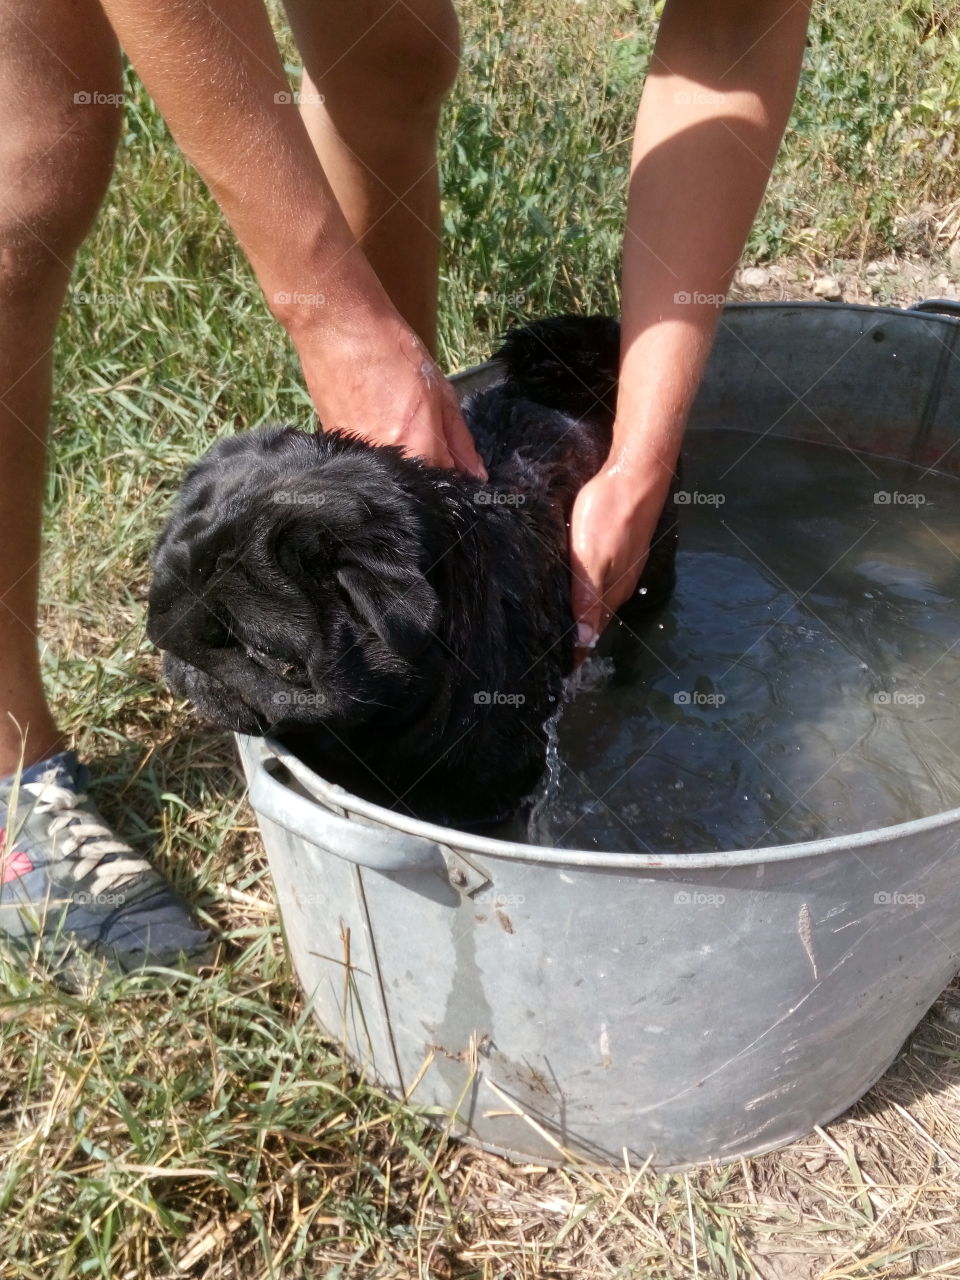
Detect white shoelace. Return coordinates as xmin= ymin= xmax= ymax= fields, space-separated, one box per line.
xmin=23 ymin=779 xmax=153 ymax=892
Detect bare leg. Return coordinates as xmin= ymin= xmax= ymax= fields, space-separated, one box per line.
xmin=0 ymin=0 xmax=121 ymax=777
xmin=282 ymin=0 xmax=459 ymax=355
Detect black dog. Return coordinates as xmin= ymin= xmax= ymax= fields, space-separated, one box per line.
xmin=147 ymin=316 xmax=677 ymax=826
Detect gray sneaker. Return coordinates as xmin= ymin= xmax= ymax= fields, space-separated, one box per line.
xmin=0 ymin=750 xmax=212 ymax=988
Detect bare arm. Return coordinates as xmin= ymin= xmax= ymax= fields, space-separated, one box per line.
xmin=570 ymin=0 xmax=810 ymax=655
xmin=97 ymin=0 xmax=485 ymax=475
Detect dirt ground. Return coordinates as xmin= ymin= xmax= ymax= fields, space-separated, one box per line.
xmin=729 ymin=249 xmax=960 ymax=311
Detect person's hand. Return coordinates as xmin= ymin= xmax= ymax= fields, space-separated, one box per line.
xmin=569 ymin=463 xmax=673 ymax=665
xmin=293 ymin=312 xmax=487 ymax=479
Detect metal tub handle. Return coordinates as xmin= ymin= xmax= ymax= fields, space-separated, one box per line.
xmin=908 ymin=297 xmax=960 ymax=320
xmin=248 ymin=753 xmax=444 ymax=873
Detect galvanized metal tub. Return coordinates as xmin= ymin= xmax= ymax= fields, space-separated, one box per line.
xmin=237 ymin=300 xmax=960 ymax=1169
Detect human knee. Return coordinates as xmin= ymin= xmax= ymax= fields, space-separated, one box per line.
xmin=324 ymin=2 xmax=459 ymax=121
xmin=0 ymin=101 xmax=120 ymax=304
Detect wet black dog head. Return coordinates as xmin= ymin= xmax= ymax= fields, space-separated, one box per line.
xmin=147 ymin=428 xmax=443 ymax=734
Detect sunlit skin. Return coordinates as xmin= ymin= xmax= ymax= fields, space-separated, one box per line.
xmin=0 ymin=0 xmax=124 ymax=775
xmin=0 ymin=0 xmax=810 ymax=773
xmin=570 ymin=0 xmax=811 ymax=656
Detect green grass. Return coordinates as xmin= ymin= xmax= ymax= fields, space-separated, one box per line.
xmin=5 ymin=0 xmax=960 ymax=1275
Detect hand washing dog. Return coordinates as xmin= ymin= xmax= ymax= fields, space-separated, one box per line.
xmin=147 ymin=316 xmax=678 ymax=827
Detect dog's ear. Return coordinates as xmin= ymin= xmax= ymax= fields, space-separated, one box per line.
xmin=336 ymin=560 xmax=440 ymax=655
xmin=265 ymin=473 xmax=441 ymax=658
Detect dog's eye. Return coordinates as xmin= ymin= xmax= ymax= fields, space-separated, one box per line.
xmin=245 ymin=646 xmax=300 ymax=681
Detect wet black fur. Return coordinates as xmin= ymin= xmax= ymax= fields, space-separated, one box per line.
xmin=147 ymin=316 xmax=678 ymax=826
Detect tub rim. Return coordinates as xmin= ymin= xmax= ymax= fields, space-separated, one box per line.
xmin=248 ymin=736 xmax=960 ymax=873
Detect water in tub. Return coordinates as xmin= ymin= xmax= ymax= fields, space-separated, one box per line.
xmin=512 ymin=430 xmax=960 ymax=854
